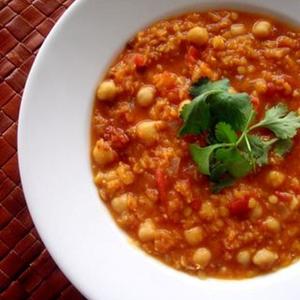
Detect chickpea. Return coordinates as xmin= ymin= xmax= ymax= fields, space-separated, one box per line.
xmin=178 ymin=99 xmax=191 ymax=115
xmin=193 ymin=247 xmax=212 ymax=268
xmin=248 ymin=65 xmax=256 ymax=73
xmin=248 ymin=198 xmax=257 ymax=209
xmin=252 ymin=248 xmax=278 ymax=269
xmin=136 ymin=120 xmax=160 ymax=144
xmin=199 ymin=202 xmax=216 ymax=221
xmin=255 ymin=79 xmax=267 ymax=94
xmin=93 ymin=172 xmax=103 ymax=186
xmin=291 ymin=177 xmax=300 ymax=189
xmin=111 ymin=194 xmax=128 ymax=213
xmin=184 ymin=226 xmax=204 ymax=246
xmin=231 ymin=12 xmax=239 ymax=21
xmin=138 ymin=219 xmax=156 ymax=242
xmin=268 ymin=195 xmax=278 ymax=204
xmin=97 ymin=80 xmax=118 ymax=101
xmin=250 ymin=204 xmax=263 ymax=220
xmin=211 ymin=35 xmax=225 ymax=50
xmin=266 ymin=170 xmax=286 ymax=188
xmin=237 ymin=66 xmax=246 ymax=75
xmin=136 ymin=85 xmax=156 ymax=107
xmin=219 ymin=206 xmax=229 ymax=217
xmin=264 ymin=216 xmax=281 ymax=232
xmin=290 ymin=196 xmax=299 ymax=210
xmin=252 ymin=21 xmax=272 ymax=38
xmin=93 ymin=139 xmax=117 ymax=166
xmin=231 ymin=24 xmax=246 ymax=36
xmin=236 ymin=250 xmax=251 ymax=266
xmin=187 ymin=26 xmax=209 ymax=46
xmin=293 ymin=89 xmax=300 ymax=98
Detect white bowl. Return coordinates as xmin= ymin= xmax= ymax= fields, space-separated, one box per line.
xmin=18 ymin=0 xmax=300 ymax=299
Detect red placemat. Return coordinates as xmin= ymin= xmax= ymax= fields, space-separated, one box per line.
xmin=0 ymin=1 xmax=85 ymax=299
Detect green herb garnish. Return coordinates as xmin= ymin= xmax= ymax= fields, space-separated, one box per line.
xmin=179 ymin=77 xmax=300 ymax=192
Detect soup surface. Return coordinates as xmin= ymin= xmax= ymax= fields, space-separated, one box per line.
xmin=91 ymin=10 xmax=300 ymax=278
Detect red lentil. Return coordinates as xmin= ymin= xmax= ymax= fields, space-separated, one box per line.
xmin=91 ymin=10 xmax=300 ymax=279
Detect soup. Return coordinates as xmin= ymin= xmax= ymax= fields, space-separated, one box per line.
xmin=91 ymin=10 xmax=300 ymax=278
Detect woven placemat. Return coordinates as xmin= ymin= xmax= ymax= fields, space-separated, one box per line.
xmin=0 ymin=1 xmax=85 ymax=299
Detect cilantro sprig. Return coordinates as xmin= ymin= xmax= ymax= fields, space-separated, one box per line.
xmin=179 ymin=78 xmax=300 ymax=192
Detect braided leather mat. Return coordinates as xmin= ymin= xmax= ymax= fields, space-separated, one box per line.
xmin=0 ymin=1 xmax=85 ymax=299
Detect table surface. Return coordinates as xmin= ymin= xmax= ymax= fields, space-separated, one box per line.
xmin=0 ymin=1 xmax=85 ymax=299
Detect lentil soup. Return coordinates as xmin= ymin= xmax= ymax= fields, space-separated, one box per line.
xmin=91 ymin=10 xmax=300 ymax=279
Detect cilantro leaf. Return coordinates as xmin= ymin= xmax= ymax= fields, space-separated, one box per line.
xmin=190 ymin=77 xmax=229 ymax=97
xmin=189 ymin=144 xmax=221 ymax=175
xmin=252 ymin=104 xmax=300 ymax=139
xmin=209 ymin=92 xmax=253 ymax=131
xmin=180 ymin=78 xmax=300 ymax=193
xmin=210 ymin=161 xmax=227 ymax=181
xmin=215 ymin=148 xmax=252 ymax=178
xmin=210 ymin=161 xmax=236 ymax=193
xmin=211 ymin=177 xmax=235 ymax=194
xmin=274 ymin=138 xmax=293 ymax=156
xmin=244 ymin=135 xmax=276 ymax=166
xmin=180 ymin=78 xmax=254 ymax=135
xmin=215 ymin=122 xmax=238 ymax=143
xmin=179 ymin=96 xmax=210 ymax=136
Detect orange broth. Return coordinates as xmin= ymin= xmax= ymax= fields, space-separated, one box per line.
xmin=91 ymin=10 xmax=300 ymax=278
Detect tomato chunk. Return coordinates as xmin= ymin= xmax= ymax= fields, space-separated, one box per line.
xmin=186 ymin=46 xmax=200 ymax=64
xmin=133 ymin=53 xmax=146 ymax=68
xmin=228 ymin=197 xmax=250 ymax=217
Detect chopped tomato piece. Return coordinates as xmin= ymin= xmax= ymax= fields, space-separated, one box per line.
xmin=133 ymin=53 xmax=146 ymax=68
xmin=186 ymin=46 xmax=200 ymax=64
xmin=228 ymin=197 xmax=250 ymax=217
xmin=156 ymin=169 xmax=168 ymax=202
xmin=275 ymin=191 xmax=293 ymax=201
